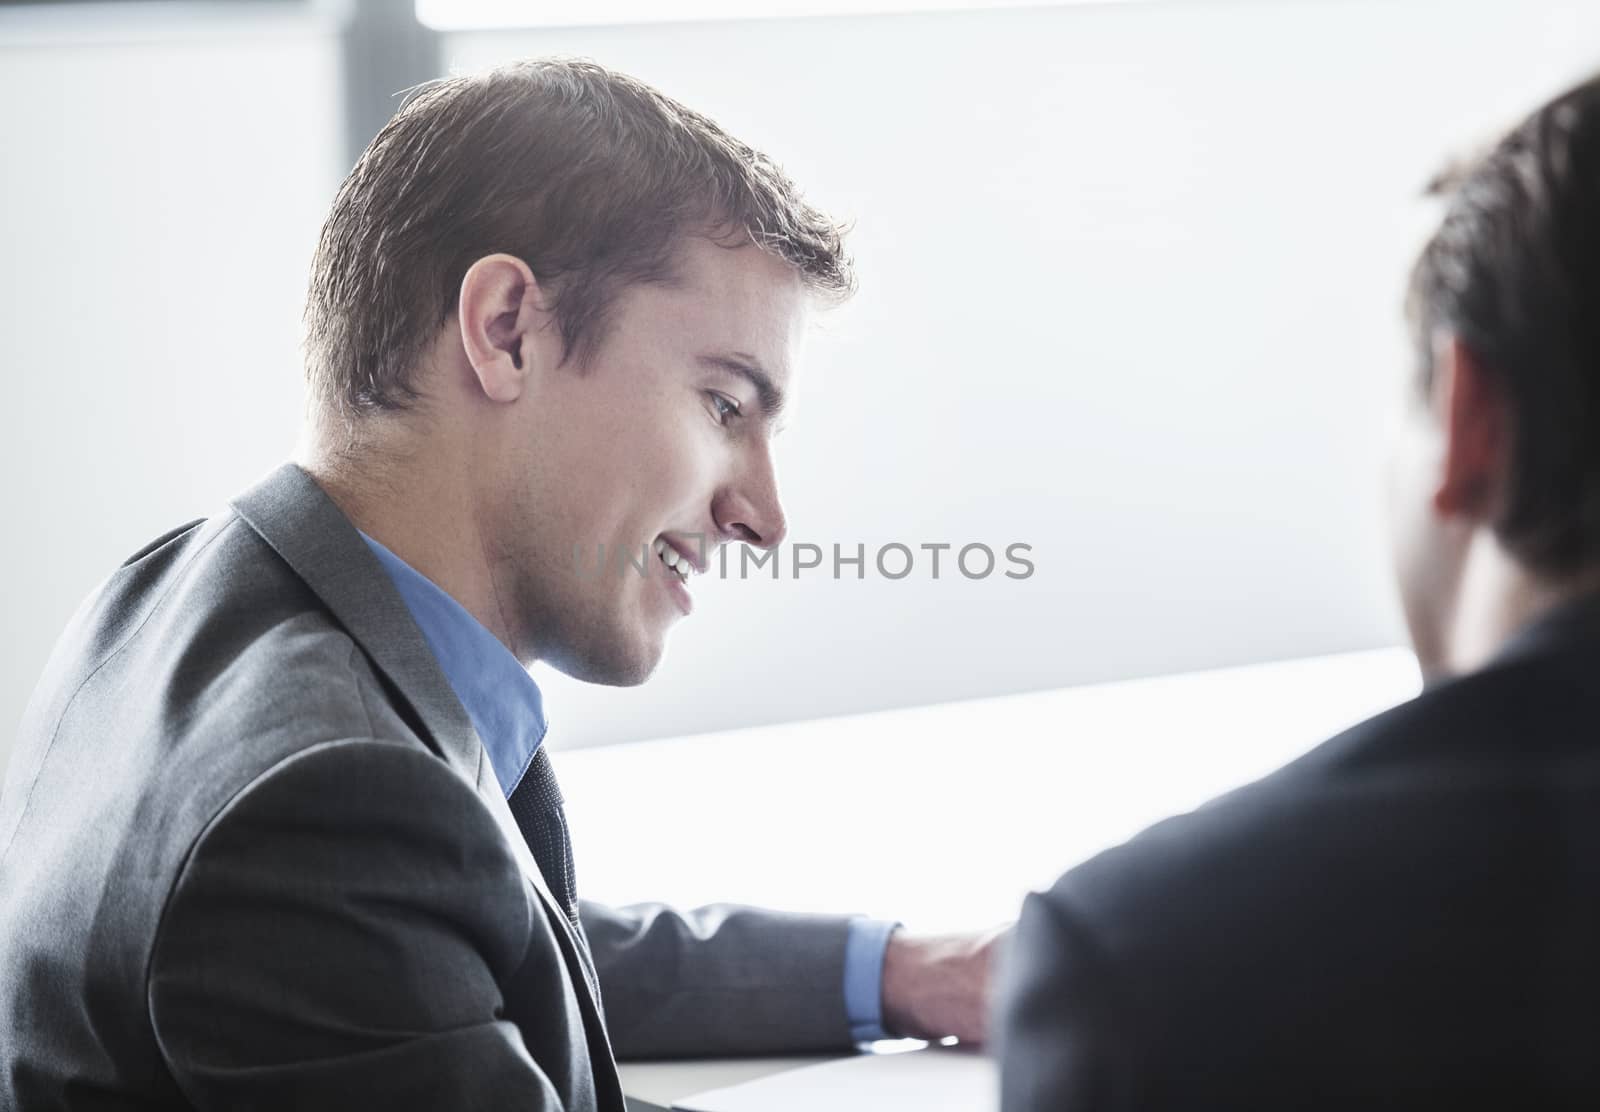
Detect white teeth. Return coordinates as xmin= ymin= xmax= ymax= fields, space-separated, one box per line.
xmin=653 ymin=539 xmax=666 ymax=555
xmin=655 ymin=539 xmax=693 ymax=585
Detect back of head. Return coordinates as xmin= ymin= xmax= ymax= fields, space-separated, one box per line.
xmin=302 ymin=57 xmax=854 ymax=423
xmin=1408 ymin=75 xmax=1600 ymax=580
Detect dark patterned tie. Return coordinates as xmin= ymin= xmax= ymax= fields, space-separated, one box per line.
xmin=506 ymin=746 xmax=580 ymax=925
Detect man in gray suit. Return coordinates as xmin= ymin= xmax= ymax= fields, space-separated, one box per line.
xmin=0 ymin=59 xmax=995 ymax=1109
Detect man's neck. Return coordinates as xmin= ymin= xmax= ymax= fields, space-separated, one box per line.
xmin=1445 ymin=531 xmax=1600 ymax=675
xmin=296 ymin=435 xmax=527 ymax=664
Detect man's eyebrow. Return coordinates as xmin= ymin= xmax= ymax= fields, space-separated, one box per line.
xmin=697 ymin=353 xmax=786 ymax=420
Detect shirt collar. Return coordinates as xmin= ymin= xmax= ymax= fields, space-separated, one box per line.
xmin=359 ymin=532 xmax=547 ymax=797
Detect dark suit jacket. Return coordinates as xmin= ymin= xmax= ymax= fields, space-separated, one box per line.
xmin=998 ymin=594 xmax=1600 ymax=1109
xmin=0 ymin=464 xmax=858 ymax=1110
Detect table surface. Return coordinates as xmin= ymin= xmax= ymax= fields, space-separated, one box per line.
xmin=563 ymin=647 xmax=1421 ymax=1106
xmin=558 ymin=646 xmax=1421 ymax=933
xmin=618 ymin=1054 xmax=841 ymax=1110
xmin=619 ymin=1042 xmax=990 ymax=1111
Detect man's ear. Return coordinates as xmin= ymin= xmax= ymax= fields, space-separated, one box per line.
xmin=1431 ymin=333 xmax=1507 ymax=520
xmin=457 ymin=253 xmax=551 ymax=404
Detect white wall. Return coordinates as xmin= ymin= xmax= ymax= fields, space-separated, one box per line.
xmin=447 ymin=0 xmax=1600 ymax=748
xmin=0 ymin=7 xmax=342 ymax=775
xmin=3 ymin=0 xmax=1597 ymax=772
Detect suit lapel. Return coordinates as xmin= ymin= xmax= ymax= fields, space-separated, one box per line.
xmin=229 ymin=463 xmax=615 ymax=1060
xmin=231 ymin=463 xmax=484 ymax=786
xmin=475 ymin=775 xmax=606 ymax=997
xmin=475 ymin=779 xmax=621 ymax=1107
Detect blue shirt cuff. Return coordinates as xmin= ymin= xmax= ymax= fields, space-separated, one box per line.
xmin=843 ymin=917 xmax=900 ymax=1042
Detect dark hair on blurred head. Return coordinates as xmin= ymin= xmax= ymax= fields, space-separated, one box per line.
xmin=303 ymin=57 xmax=853 ymax=419
xmin=1407 ymin=75 xmax=1600 ymax=577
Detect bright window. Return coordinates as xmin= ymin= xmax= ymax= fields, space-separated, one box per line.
xmin=415 ymin=0 xmax=1145 ymax=31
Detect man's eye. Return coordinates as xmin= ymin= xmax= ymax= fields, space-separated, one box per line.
xmin=708 ymin=392 xmax=741 ymax=424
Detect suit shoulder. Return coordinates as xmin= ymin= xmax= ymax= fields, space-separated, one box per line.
xmin=1037 ymin=693 xmax=1413 ymax=914
xmin=6 ymin=506 xmax=429 ymax=870
xmin=26 ymin=506 xmax=396 ymax=745
xmin=1050 ymin=650 xmax=1597 ymax=916
xmin=1033 ymin=653 xmax=1600 ymax=1008
xmin=1010 ymin=653 xmax=1600 ymax=1101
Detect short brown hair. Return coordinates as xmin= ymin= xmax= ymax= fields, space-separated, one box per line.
xmin=1407 ymin=75 xmax=1600 ymax=577
xmin=303 ymin=57 xmax=853 ymax=416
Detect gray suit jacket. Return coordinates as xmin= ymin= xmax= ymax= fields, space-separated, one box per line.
xmin=0 ymin=463 xmax=857 ymax=1110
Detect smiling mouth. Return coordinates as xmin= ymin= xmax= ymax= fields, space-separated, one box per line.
xmin=652 ymin=537 xmax=697 ymax=585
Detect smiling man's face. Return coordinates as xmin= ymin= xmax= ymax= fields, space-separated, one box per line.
xmin=492 ymin=235 xmax=806 ymax=686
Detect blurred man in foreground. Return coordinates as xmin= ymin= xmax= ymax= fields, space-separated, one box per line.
xmin=0 ymin=59 xmax=994 ymax=1111
xmin=1000 ymin=75 xmax=1600 ymax=1108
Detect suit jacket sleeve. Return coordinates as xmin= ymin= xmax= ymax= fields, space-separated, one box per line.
xmin=996 ymin=889 xmax=1129 ymax=1112
xmin=148 ymin=740 xmax=569 ymax=1111
xmin=580 ymin=899 xmax=856 ymax=1058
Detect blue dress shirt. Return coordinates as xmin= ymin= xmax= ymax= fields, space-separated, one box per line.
xmin=361 ymin=532 xmax=895 ymax=1041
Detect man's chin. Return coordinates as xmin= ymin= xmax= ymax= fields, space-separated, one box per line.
xmin=550 ymin=630 xmax=666 ymax=688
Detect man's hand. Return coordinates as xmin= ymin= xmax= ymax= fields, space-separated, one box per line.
xmin=880 ymin=924 xmax=1012 ymax=1045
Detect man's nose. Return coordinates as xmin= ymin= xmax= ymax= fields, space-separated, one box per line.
xmin=714 ymin=459 xmax=788 ymax=550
